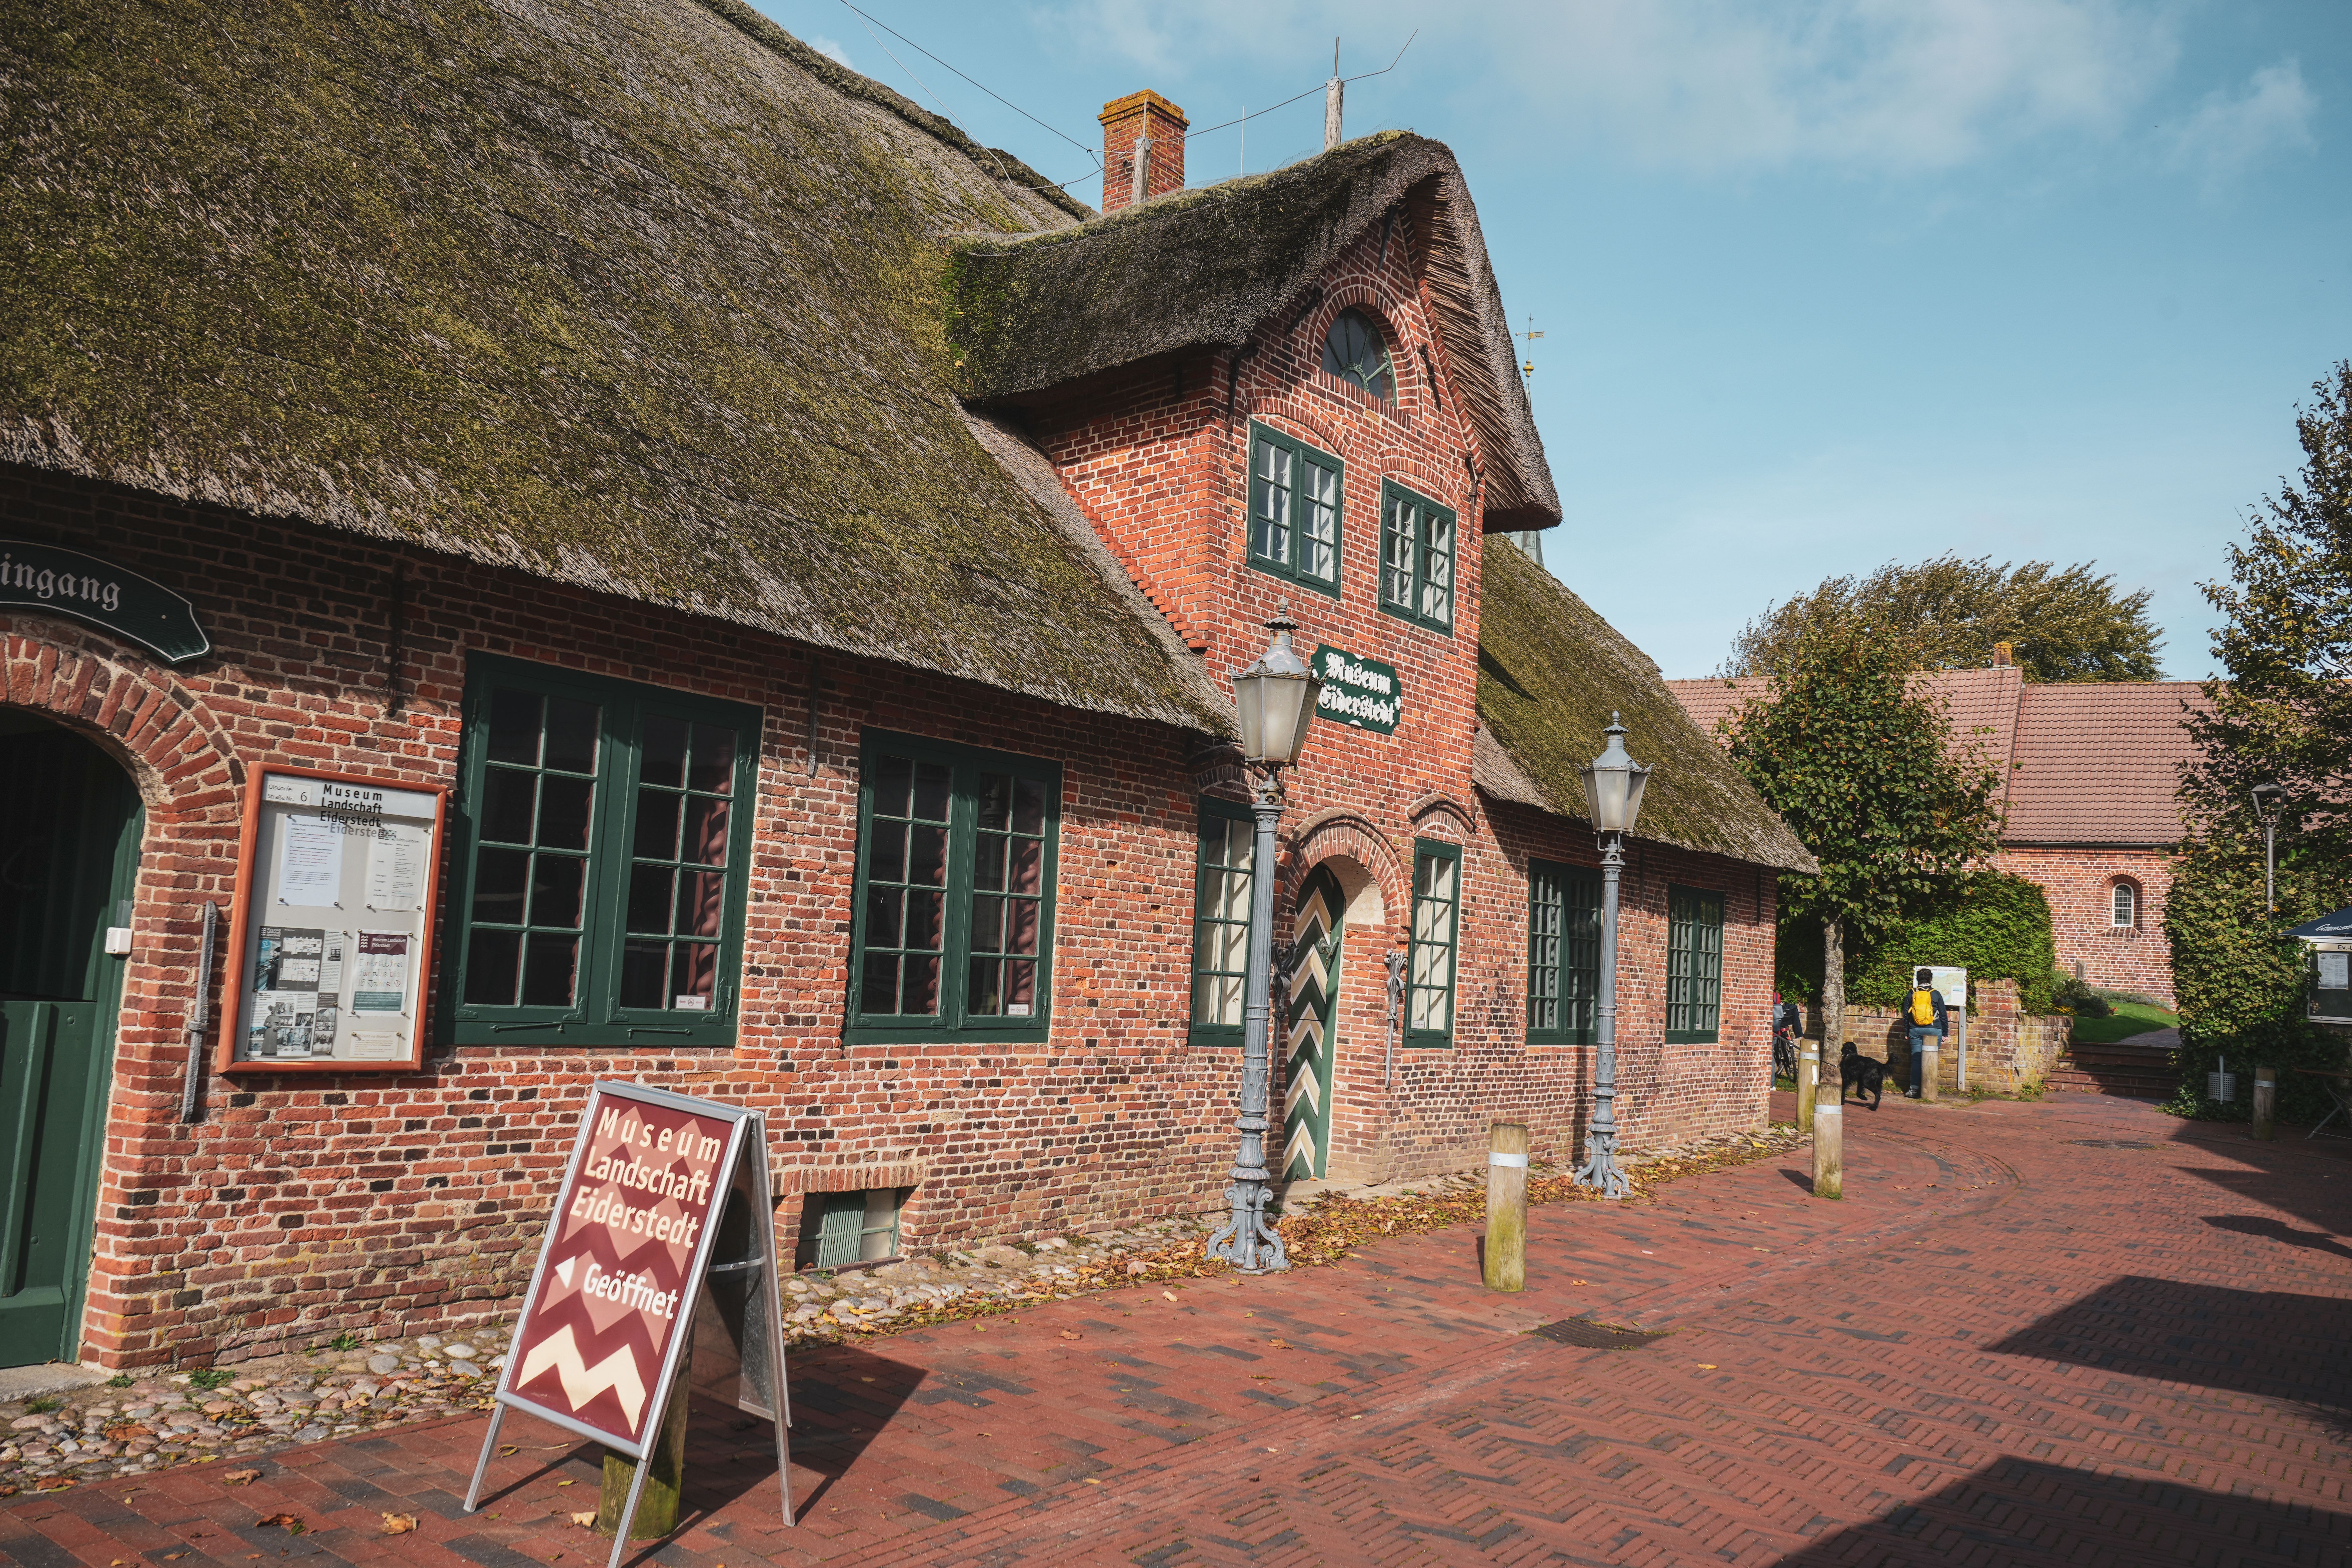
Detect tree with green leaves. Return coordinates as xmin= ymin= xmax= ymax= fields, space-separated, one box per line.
xmin=2167 ymin=361 xmax=2352 ymax=1113
xmin=1722 ymin=624 xmax=2006 ymax=1050
xmin=1721 ymin=554 xmax=2163 ymax=683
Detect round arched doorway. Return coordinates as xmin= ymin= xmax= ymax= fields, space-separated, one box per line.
xmin=0 ymin=709 xmax=143 ymax=1368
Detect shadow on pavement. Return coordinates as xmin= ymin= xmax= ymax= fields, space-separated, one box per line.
xmin=1774 ymin=1455 xmax=2352 ymax=1566
xmin=1985 ymin=1274 xmax=2352 ymax=1433
xmin=682 ymin=1341 xmax=931 ymax=1520
xmin=2202 ymin=1212 xmax=2352 ymax=1261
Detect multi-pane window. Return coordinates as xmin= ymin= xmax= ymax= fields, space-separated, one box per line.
xmin=451 ymin=657 xmax=757 ymax=1045
xmin=1380 ymin=481 xmax=1456 ymax=633
xmin=2110 ymin=882 xmax=2138 ymax=928
xmin=1248 ymin=424 xmax=1342 ymax=596
xmin=1406 ymin=839 xmax=1462 ymax=1046
xmin=1526 ymin=860 xmax=1601 ymax=1045
xmin=796 ymin=1188 xmax=906 ymax=1271
xmin=847 ymin=732 xmax=1059 ymax=1043
xmin=1666 ymin=886 xmax=1725 ymax=1044
xmin=1189 ymin=801 xmax=1254 ymax=1046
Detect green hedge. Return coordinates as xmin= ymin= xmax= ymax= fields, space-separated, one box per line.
xmin=2163 ymin=836 xmax=2351 ymax=1123
xmin=1776 ymin=871 xmax=2055 ymax=1013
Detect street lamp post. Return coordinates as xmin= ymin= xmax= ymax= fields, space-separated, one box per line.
xmin=1207 ymin=612 xmax=1322 ymax=1274
xmin=2251 ymin=781 xmax=2285 ymax=912
xmin=1573 ymin=714 xmax=1653 ymax=1201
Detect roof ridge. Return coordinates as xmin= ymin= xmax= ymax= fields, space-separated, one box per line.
xmin=686 ymin=0 xmax=1092 ymax=222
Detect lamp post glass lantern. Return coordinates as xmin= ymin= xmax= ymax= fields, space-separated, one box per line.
xmin=1574 ymin=713 xmax=1652 ymax=1200
xmin=1207 ymin=613 xmax=1321 ymax=1274
xmin=2251 ymin=781 xmax=2285 ymax=912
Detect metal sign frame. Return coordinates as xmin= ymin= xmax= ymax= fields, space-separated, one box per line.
xmin=463 ymin=1082 xmax=793 ymax=1561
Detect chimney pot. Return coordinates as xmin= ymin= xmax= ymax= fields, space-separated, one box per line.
xmin=1098 ymin=90 xmax=1188 ymax=214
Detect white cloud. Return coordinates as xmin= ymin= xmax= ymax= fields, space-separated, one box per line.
xmin=807 ymin=33 xmax=854 ymax=69
xmin=1042 ymin=0 xmax=2181 ymax=175
xmin=2167 ymin=59 xmax=2316 ymax=188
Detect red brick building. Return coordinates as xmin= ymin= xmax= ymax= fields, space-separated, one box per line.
xmin=0 ymin=0 xmax=1807 ymax=1372
xmin=1668 ymin=666 xmax=2208 ymax=1006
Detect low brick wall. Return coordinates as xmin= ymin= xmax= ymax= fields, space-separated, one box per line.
xmin=1837 ymin=979 xmax=2067 ymax=1096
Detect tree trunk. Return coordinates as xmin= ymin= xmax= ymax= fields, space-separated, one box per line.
xmin=1823 ymin=916 xmax=1846 ymax=1054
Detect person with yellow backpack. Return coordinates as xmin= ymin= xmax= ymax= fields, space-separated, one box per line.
xmin=1904 ymin=967 xmax=1949 ymax=1099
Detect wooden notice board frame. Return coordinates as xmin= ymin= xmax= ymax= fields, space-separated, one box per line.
xmin=216 ymin=763 xmax=450 ymax=1075
xmin=465 ymin=1082 xmax=794 ymax=1560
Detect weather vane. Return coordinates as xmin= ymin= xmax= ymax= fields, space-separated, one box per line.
xmin=1519 ymin=316 xmax=1543 ymax=379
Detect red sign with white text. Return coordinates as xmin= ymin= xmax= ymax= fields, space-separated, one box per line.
xmin=501 ymin=1086 xmax=739 ymax=1451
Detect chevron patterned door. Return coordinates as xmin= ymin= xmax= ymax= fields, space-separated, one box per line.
xmin=1281 ymin=866 xmax=1346 ymax=1180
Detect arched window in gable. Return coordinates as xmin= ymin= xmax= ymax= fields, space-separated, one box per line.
xmin=1322 ymin=308 xmax=1394 ymax=405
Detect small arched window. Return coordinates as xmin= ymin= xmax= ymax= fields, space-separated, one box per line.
xmin=2111 ymin=881 xmax=2138 ymax=928
xmin=1322 ymin=309 xmax=1394 ymax=405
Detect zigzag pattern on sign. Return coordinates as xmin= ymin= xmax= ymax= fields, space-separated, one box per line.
xmin=516 ymin=1323 xmax=649 ymax=1429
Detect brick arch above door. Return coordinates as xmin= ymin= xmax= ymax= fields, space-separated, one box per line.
xmin=2 ymin=632 xmax=241 ymax=815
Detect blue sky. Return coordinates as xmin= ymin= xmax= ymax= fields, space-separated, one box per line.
xmin=754 ymin=0 xmax=2352 ymax=680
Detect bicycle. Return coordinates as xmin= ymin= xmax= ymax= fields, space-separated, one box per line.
xmin=1772 ymin=1022 xmax=1800 ymax=1085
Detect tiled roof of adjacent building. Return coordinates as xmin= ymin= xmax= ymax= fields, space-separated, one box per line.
xmin=1663 ymin=670 xmax=2212 ymax=850
xmin=2004 ymin=682 xmax=2210 ymax=846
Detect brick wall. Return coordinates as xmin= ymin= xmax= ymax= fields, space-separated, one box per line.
xmin=1843 ymin=980 xmax=2068 ymax=1096
xmin=1995 ymin=845 xmax=2177 ymax=1007
xmin=3 ymin=456 xmax=1782 ymax=1369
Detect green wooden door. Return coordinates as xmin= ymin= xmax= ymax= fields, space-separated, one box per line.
xmin=0 ymin=718 xmax=141 ymax=1369
xmin=1280 ymin=866 xmax=1346 ymax=1180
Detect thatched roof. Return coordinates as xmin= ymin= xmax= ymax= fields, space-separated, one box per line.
xmin=1476 ymin=544 xmax=1817 ymax=874
xmin=0 ymin=0 xmax=1228 ymax=733
xmin=946 ymin=133 xmax=1562 ymax=534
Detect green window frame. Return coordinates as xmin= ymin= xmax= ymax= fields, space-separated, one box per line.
xmin=1247 ymin=422 xmax=1343 ymax=598
xmin=846 ymin=730 xmax=1060 ymax=1045
xmin=796 ymin=1188 xmax=906 ymax=1271
xmin=1406 ymin=838 xmax=1462 ymax=1047
xmin=1379 ymin=480 xmax=1456 ymax=634
xmin=448 ymin=655 xmax=760 ymax=1047
xmin=1527 ymin=859 xmax=1601 ymax=1045
xmin=1666 ymin=885 xmax=1725 ymax=1044
xmin=1189 ymin=798 xmax=1255 ymax=1047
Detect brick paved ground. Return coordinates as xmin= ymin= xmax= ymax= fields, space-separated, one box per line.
xmin=6 ymin=1093 xmax=2349 ymax=1567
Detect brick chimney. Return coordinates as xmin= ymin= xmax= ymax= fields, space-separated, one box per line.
xmin=1098 ymin=90 xmax=1187 ymax=213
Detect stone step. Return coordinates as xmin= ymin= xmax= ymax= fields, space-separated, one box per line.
xmin=2046 ymin=1063 xmax=2173 ymax=1098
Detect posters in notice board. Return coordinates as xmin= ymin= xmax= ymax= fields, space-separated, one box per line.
xmin=221 ymin=768 xmax=446 ymax=1072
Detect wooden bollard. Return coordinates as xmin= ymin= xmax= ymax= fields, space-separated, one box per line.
xmin=600 ymin=1340 xmax=692 ymax=1539
xmin=1797 ymin=1040 xmax=1818 ymax=1132
xmin=1484 ymin=1120 xmax=1529 ymax=1292
xmin=1918 ymin=1038 xmax=1941 ymax=1103
xmin=1812 ymin=1101 xmax=1844 ymax=1199
xmin=2253 ymin=1066 xmax=2277 ymax=1141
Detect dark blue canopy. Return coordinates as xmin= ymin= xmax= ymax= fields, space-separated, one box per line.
xmin=2288 ymin=906 xmax=2352 ymax=939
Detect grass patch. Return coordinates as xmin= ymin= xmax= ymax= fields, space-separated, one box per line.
xmin=187 ymin=1367 xmax=233 ymax=1390
xmin=2070 ymin=1001 xmax=2178 ymax=1045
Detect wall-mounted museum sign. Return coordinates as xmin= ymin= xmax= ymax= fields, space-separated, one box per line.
xmin=217 ymin=765 xmax=449 ymax=1074
xmin=1313 ymin=644 xmax=1402 ymax=735
xmin=0 ymin=539 xmax=210 ymax=664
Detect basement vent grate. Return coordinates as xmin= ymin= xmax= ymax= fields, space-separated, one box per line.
xmin=1532 ymin=1318 xmax=1665 ymax=1351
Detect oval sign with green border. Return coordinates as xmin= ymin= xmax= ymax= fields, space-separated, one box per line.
xmin=0 ymin=540 xmax=210 ymax=664
xmin=1313 ymin=644 xmax=1401 ymax=735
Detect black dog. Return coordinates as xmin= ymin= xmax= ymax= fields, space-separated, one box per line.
xmin=1840 ymin=1043 xmax=1886 ymax=1110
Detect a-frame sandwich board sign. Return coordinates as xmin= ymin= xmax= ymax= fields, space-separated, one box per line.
xmin=463 ymin=1081 xmax=794 ymax=1564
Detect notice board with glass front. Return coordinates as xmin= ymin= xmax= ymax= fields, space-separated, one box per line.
xmin=218 ymin=765 xmax=449 ymax=1073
